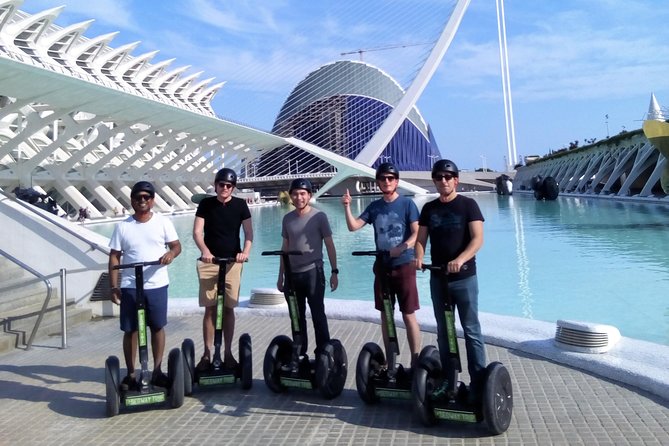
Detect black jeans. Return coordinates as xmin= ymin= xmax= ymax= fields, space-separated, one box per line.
xmin=290 ymin=265 xmax=330 ymax=356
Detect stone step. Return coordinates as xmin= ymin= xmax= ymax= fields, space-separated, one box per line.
xmin=0 ymin=301 xmax=92 ymax=354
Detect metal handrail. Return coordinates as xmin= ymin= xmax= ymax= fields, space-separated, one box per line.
xmin=0 ymin=188 xmax=110 ymax=255
xmin=0 ymin=248 xmax=53 ymax=350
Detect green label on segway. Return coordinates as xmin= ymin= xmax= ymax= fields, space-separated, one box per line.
xmin=434 ymin=408 xmax=477 ymax=423
xmin=375 ymin=388 xmax=411 ymax=399
xmin=446 ymin=310 xmax=457 ymax=353
xmin=216 ymin=298 xmax=223 ymax=330
xmin=280 ymin=377 xmax=313 ymax=389
xmin=199 ymin=375 xmax=236 ymax=386
xmin=124 ymin=392 xmax=166 ymax=406
xmin=383 ymin=299 xmax=396 ymax=338
xmin=288 ymin=293 xmax=300 ymax=332
xmin=138 ymin=309 xmax=147 ymax=347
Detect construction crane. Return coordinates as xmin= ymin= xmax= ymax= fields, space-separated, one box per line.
xmin=340 ymin=41 xmax=434 ymax=61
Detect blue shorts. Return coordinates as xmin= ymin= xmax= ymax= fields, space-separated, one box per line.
xmin=119 ymin=285 xmax=168 ymax=333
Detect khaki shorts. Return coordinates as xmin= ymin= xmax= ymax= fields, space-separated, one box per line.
xmin=197 ymin=261 xmax=243 ymax=308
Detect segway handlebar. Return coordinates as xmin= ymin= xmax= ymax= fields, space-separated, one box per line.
xmin=113 ymin=260 xmax=162 ymax=270
xmin=421 ymin=263 xmax=468 ymax=273
xmin=261 ymin=250 xmax=303 ymax=256
xmin=351 ymin=250 xmax=389 ymax=257
xmin=198 ymin=256 xmax=238 ymax=264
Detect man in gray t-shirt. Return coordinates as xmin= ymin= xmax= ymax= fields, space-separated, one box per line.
xmin=277 ymin=179 xmax=339 ymax=356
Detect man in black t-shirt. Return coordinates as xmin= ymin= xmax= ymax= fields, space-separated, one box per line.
xmin=415 ymin=159 xmax=487 ymax=404
xmin=193 ymin=168 xmax=253 ymax=370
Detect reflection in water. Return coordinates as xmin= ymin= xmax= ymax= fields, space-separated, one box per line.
xmin=509 ymin=196 xmax=533 ymax=318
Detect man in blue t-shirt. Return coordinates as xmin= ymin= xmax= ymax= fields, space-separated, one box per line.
xmin=415 ymin=159 xmax=486 ymax=404
xmin=342 ymin=163 xmax=421 ymax=367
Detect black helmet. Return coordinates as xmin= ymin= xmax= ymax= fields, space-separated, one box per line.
xmin=289 ymin=178 xmax=313 ymax=194
xmin=376 ymin=162 xmax=400 ymax=179
xmin=432 ymin=159 xmax=459 ymax=177
xmin=214 ymin=168 xmax=237 ymax=185
xmin=131 ymin=181 xmax=155 ymax=197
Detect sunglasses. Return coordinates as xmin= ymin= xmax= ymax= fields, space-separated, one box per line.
xmin=132 ymin=194 xmax=153 ymax=202
xmin=377 ymin=175 xmax=397 ymax=182
xmin=217 ymin=182 xmax=234 ymax=189
xmin=433 ymin=174 xmax=455 ymax=182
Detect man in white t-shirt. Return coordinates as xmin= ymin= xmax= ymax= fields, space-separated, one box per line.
xmin=108 ymin=181 xmax=182 ymax=390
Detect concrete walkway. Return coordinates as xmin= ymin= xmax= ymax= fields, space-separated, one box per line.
xmin=1 ymin=309 xmax=668 ymax=445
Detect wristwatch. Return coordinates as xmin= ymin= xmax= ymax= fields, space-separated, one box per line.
xmin=331 ymin=268 xmax=339 ymax=274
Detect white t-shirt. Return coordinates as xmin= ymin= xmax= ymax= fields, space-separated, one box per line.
xmin=109 ymin=213 xmax=179 ymax=289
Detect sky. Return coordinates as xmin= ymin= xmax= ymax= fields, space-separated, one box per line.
xmin=20 ymin=0 xmax=669 ymax=171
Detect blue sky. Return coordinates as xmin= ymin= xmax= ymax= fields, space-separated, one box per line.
xmin=22 ymin=0 xmax=669 ymax=171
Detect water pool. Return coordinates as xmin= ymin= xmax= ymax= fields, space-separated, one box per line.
xmin=89 ymin=194 xmax=669 ymax=345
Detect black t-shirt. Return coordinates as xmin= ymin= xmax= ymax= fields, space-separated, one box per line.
xmin=196 ymin=196 xmax=251 ymax=257
xmin=418 ymin=194 xmax=484 ymax=281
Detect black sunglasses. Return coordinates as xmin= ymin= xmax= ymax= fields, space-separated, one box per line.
xmin=217 ymin=182 xmax=234 ymax=189
xmin=377 ymin=175 xmax=397 ymax=182
xmin=433 ymin=174 xmax=455 ymax=182
xmin=132 ymin=194 xmax=153 ymax=201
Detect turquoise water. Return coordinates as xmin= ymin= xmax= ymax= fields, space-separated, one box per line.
xmin=90 ymin=194 xmax=669 ymax=346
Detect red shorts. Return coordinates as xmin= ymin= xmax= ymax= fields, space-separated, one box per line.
xmin=373 ymin=261 xmax=420 ymax=314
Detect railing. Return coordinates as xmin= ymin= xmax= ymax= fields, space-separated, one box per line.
xmin=0 ymin=248 xmax=53 ymax=350
xmin=0 ymin=188 xmax=110 ymax=255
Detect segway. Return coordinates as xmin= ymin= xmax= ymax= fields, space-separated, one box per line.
xmin=352 ymin=250 xmax=413 ymax=403
xmin=261 ymin=250 xmax=347 ymax=399
xmin=104 ymin=260 xmax=184 ymax=417
xmin=413 ymin=264 xmax=513 ymax=435
xmin=181 ymin=257 xmax=252 ymax=394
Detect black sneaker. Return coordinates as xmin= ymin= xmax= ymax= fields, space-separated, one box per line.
xmin=120 ymin=374 xmax=137 ymax=391
xmin=151 ymin=371 xmax=170 ymax=388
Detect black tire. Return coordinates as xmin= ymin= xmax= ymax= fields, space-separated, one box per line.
xmin=263 ymin=335 xmax=292 ymax=393
xmin=316 ymin=339 xmax=348 ymax=399
xmin=105 ymin=355 xmax=120 ymax=417
xmin=239 ymin=333 xmax=253 ymax=390
xmin=168 ymin=348 xmax=185 ymax=409
xmin=482 ymin=362 xmax=513 ymax=435
xmin=355 ymin=342 xmax=385 ymax=404
xmin=412 ymin=346 xmax=441 ymax=426
xmin=181 ymin=338 xmax=195 ymax=396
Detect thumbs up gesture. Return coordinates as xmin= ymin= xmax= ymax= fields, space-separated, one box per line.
xmin=341 ymin=188 xmax=351 ymax=207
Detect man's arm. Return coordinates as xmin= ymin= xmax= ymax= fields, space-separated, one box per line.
xmin=238 ymin=217 xmax=253 ymax=262
xmin=450 ymin=220 xmax=483 ymax=272
xmin=160 ymin=240 xmax=182 ymax=265
xmin=324 ymin=235 xmax=338 ymax=291
xmin=341 ymin=188 xmax=366 ymax=231
xmin=192 ymin=216 xmax=212 ymax=262
xmin=108 ymin=249 xmax=122 ymax=304
xmin=414 ymin=225 xmax=429 ymax=268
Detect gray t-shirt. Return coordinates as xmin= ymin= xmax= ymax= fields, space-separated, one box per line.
xmin=281 ymin=207 xmax=333 ymax=273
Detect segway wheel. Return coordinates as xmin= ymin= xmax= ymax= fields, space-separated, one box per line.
xmin=412 ymin=346 xmax=440 ymax=426
xmin=105 ymin=355 xmax=121 ymax=417
xmin=355 ymin=342 xmax=385 ymax=404
xmin=181 ymin=338 xmax=195 ymax=396
xmin=263 ymin=335 xmax=292 ymax=393
xmin=168 ymin=348 xmax=185 ymax=409
xmin=316 ymin=339 xmax=348 ymax=399
xmin=239 ymin=333 xmax=253 ymax=390
xmin=482 ymin=362 xmax=513 ymax=435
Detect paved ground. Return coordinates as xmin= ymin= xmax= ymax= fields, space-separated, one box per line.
xmin=1 ymin=310 xmax=668 ymax=445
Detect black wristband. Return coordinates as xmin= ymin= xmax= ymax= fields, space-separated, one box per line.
xmin=331 ymin=268 xmax=339 ymax=274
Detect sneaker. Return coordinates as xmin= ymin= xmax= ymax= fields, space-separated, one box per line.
xmin=151 ymin=371 xmax=170 ymax=388
xmin=224 ymin=355 xmax=238 ymax=370
xmin=196 ymin=356 xmax=211 ymax=372
xmin=120 ymin=374 xmax=137 ymax=391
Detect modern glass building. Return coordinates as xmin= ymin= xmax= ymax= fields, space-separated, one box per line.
xmin=254 ymin=60 xmax=441 ymax=177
